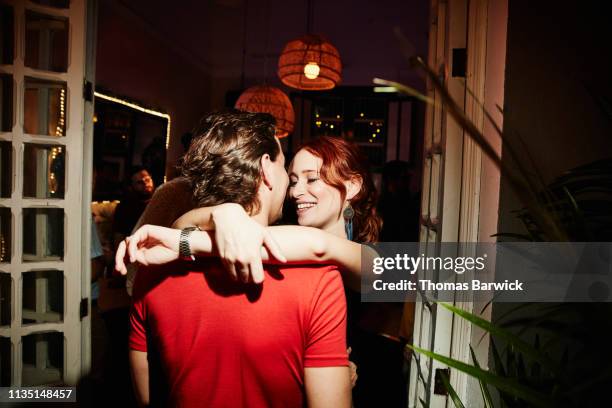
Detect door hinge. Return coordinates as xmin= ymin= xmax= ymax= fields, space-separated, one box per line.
xmin=434 ymin=368 xmax=450 ymax=395
xmin=80 ymin=298 xmax=89 ymax=319
xmin=452 ymin=48 xmax=467 ymax=78
xmin=83 ymin=80 xmax=93 ymax=102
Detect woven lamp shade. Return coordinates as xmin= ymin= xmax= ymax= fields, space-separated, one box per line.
xmin=235 ymin=85 xmax=295 ymax=138
xmin=278 ymin=34 xmax=342 ymax=90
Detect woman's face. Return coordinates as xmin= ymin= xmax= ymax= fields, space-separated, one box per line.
xmin=288 ymin=149 xmax=343 ymax=231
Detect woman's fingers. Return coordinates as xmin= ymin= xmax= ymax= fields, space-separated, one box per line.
xmin=349 ymin=361 xmax=358 ymax=388
xmin=236 ymin=259 xmax=250 ymax=283
xmin=128 ymin=228 xmax=146 ymax=263
xmin=115 ymin=240 xmax=127 ymax=275
xmin=262 ymin=230 xmax=286 ymax=263
xmin=249 ymin=258 xmax=265 ymax=284
xmin=221 ymin=256 xmax=238 ymax=281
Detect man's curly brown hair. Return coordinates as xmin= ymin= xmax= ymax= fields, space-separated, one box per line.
xmin=180 ymin=110 xmax=280 ymax=215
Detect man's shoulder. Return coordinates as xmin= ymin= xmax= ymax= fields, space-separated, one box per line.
xmin=153 ymin=177 xmax=191 ymax=196
xmin=132 ymin=261 xmax=194 ymax=301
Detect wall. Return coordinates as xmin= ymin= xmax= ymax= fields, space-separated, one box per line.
xmin=95 ymin=0 xmax=430 ymax=177
xmin=95 ymin=1 xmax=212 ymax=177
xmin=492 ymin=4 xmax=612 ymax=402
xmin=497 ymin=1 xmax=612 ymax=237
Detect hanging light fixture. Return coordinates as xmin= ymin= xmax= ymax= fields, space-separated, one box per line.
xmin=235 ymin=85 xmax=295 ymax=138
xmin=278 ymin=34 xmax=342 ymax=90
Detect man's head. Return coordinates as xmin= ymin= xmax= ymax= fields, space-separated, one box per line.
xmin=129 ymin=166 xmax=155 ymax=197
xmin=181 ymin=110 xmax=288 ymax=225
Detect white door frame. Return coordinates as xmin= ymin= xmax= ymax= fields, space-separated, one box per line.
xmin=0 ymin=0 xmax=92 ymax=386
xmin=409 ymin=0 xmax=507 ymax=406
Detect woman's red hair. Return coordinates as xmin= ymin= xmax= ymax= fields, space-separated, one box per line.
xmin=300 ymin=136 xmax=382 ymax=243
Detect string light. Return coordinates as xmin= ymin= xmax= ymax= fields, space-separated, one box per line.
xmin=94 ymin=92 xmax=172 ymax=150
xmin=55 ymin=88 xmax=66 ymax=137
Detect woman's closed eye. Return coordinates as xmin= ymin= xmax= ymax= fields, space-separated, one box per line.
xmin=307 ymin=177 xmax=319 ymax=184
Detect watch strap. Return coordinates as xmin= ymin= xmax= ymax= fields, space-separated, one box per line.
xmin=179 ymin=226 xmax=200 ymax=261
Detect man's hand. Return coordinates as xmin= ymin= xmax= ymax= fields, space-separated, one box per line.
xmin=115 ymin=225 xmax=181 ymax=275
xmin=211 ymin=203 xmax=286 ymax=284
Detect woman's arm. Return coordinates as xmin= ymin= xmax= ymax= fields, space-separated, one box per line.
xmin=116 ymin=223 xmax=373 ymax=292
xmin=264 ymin=226 xmax=369 ymax=292
xmin=172 ymin=206 xmax=215 ymax=229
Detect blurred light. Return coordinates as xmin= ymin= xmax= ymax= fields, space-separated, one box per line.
xmin=374 ymin=86 xmax=397 ymax=93
xmin=94 ymin=91 xmax=171 ymax=149
xmin=304 ymin=62 xmax=320 ymax=80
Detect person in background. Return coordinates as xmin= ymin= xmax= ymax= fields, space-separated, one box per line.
xmin=112 ymin=166 xmax=155 ymax=249
xmin=124 ymin=129 xmax=201 ymax=295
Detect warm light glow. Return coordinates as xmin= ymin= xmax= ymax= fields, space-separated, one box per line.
xmin=56 ymin=89 xmax=66 ymax=137
xmin=303 ymin=62 xmax=320 ymax=80
xmin=374 ymin=86 xmax=397 ymax=93
xmin=94 ymin=91 xmax=171 ymax=150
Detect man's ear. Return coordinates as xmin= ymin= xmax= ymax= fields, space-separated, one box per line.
xmin=345 ymin=176 xmax=363 ymax=201
xmin=260 ymin=154 xmax=274 ymax=189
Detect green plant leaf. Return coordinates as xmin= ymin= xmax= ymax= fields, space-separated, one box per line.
xmin=373 ymin=77 xmax=434 ymax=104
xmin=491 ymin=339 xmax=506 ymax=377
xmin=490 ymin=232 xmax=535 ymax=241
xmin=408 ymin=344 xmax=555 ymax=408
xmin=439 ymin=370 xmax=466 ymax=408
xmin=470 ymin=346 xmax=494 ymax=408
xmin=437 ymin=302 xmax=564 ymax=378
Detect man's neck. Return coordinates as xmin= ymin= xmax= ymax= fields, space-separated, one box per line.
xmin=250 ymin=210 xmax=269 ymax=227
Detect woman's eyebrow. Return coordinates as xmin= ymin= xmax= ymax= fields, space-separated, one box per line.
xmin=289 ymin=169 xmax=318 ymax=177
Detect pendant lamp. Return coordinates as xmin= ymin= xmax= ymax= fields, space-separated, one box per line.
xmin=235 ymin=85 xmax=295 ymax=138
xmin=277 ymin=34 xmax=342 ymax=91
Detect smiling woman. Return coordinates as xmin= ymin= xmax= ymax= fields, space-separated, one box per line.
xmin=290 ymin=136 xmax=382 ymax=243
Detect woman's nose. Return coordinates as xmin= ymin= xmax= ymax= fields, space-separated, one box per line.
xmin=290 ymin=181 xmax=305 ymax=198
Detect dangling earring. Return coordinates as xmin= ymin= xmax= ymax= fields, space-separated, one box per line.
xmin=343 ymin=203 xmax=354 ymax=241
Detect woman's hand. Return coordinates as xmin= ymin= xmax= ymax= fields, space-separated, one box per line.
xmin=115 ymin=225 xmax=181 ymax=275
xmin=348 ymin=348 xmax=358 ymax=388
xmin=211 ymin=203 xmax=286 ymax=283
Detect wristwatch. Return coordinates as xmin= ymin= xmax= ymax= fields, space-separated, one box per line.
xmin=179 ymin=226 xmax=201 ymax=261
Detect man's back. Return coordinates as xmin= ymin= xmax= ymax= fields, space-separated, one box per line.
xmin=129 ymin=260 xmax=348 ymax=407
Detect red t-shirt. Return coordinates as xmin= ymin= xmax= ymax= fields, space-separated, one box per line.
xmin=129 ymin=260 xmax=348 ymax=408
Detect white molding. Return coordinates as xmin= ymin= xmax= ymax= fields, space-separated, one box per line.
xmin=3 ymin=0 xmax=87 ymax=386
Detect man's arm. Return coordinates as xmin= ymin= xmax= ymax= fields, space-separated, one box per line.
xmin=129 ymin=350 xmax=149 ymax=407
xmin=304 ymin=367 xmax=351 ymax=408
xmin=303 ymin=269 xmax=351 ymax=406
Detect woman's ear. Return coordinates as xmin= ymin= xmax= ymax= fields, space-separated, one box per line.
xmin=345 ymin=176 xmax=363 ymax=201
